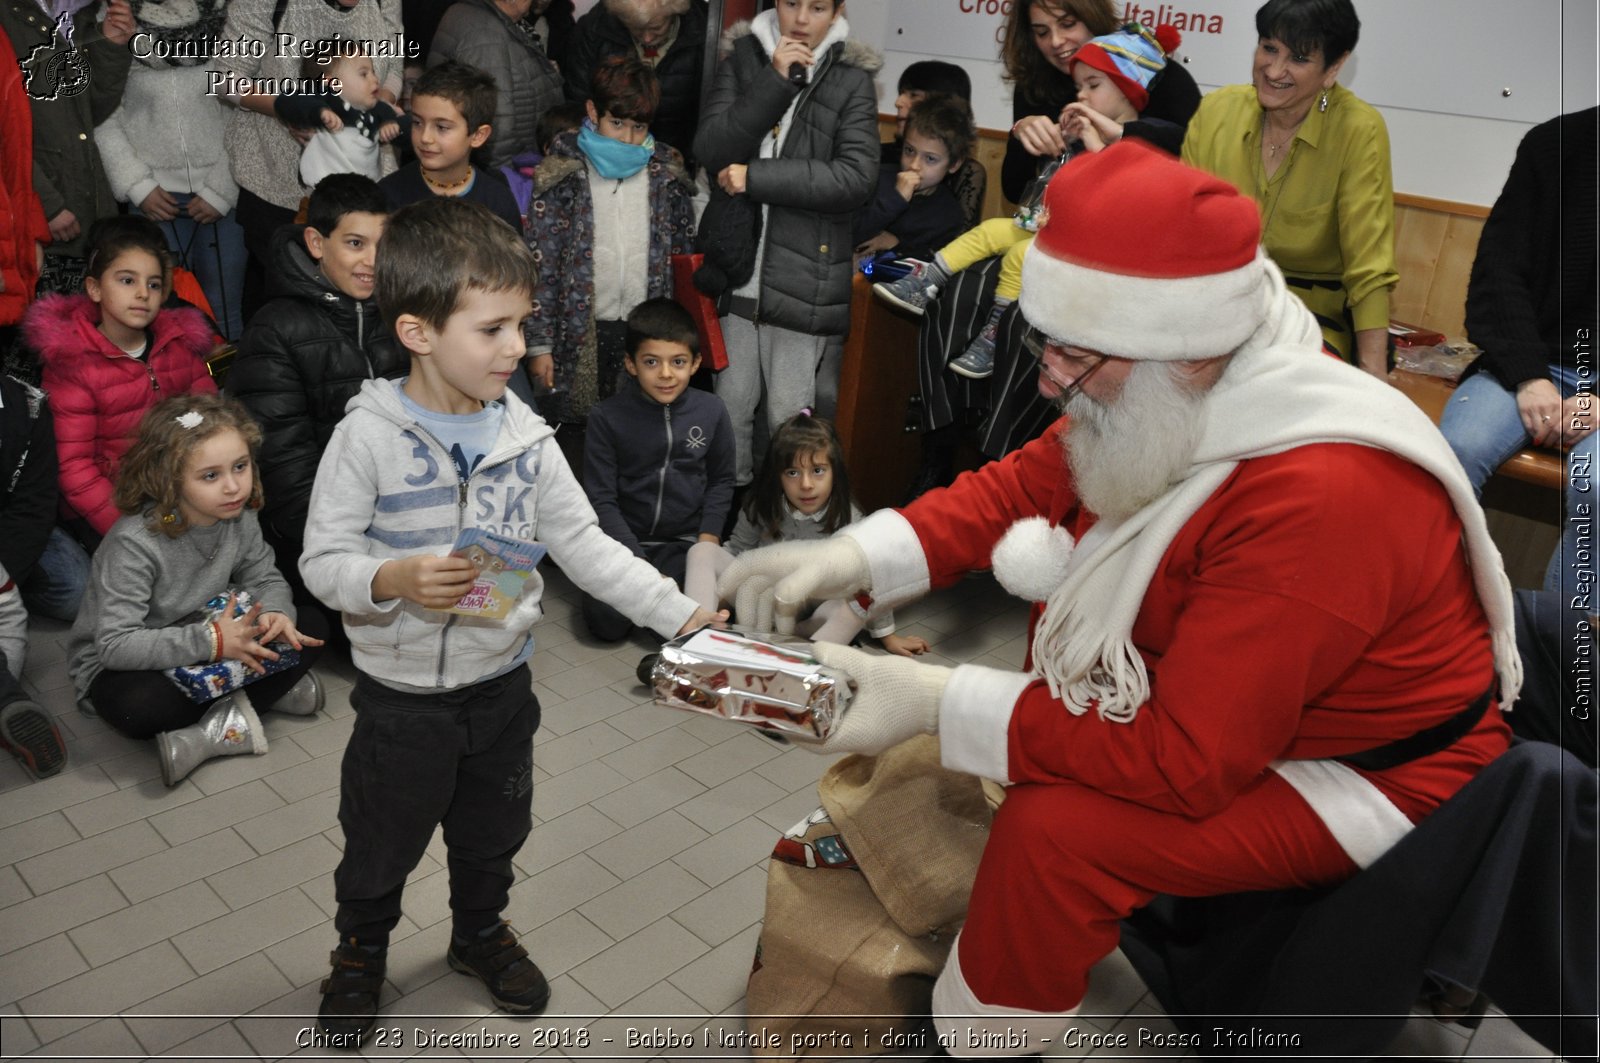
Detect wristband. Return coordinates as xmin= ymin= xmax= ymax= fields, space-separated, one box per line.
xmin=209 ymin=620 xmax=222 ymax=662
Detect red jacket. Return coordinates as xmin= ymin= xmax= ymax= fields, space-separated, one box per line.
xmin=25 ymin=294 xmax=217 ymax=534
xmin=0 ymin=31 xmax=48 ymax=326
xmin=904 ymin=420 xmax=1509 ymax=824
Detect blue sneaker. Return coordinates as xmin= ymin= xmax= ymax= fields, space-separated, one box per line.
xmin=873 ymin=262 xmax=941 ymax=316
xmin=948 ymin=323 xmax=997 ymax=379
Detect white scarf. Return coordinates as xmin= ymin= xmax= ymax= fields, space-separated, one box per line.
xmin=1030 ymin=263 xmax=1522 ymax=722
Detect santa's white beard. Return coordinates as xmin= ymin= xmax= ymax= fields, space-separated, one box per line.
xmin=1061 ymin=361 xmax=1211 ymax=521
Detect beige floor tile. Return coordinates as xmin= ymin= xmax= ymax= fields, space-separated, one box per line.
xmin=586 ymin=811 xmax=708 ymax=880
xmin=536 ymin=721 xmax=635 ymax=778
xmin=0 ymin=934 xmax=89 ymax=1007
xmin=261 ymin=751 xmax=344 ymax=804
xmin=674 ymin=772 xmax=788 ymax=835
xmin=598 ymin=727 xmax=710 ymax=783
xmin=578 ymin=862 xmax=708 ymax=941
xmin=0 ymin=811 xmax=80 ymax=869
xmin=749 ymin=747 xmax=840 ymax=794
xmin=673 ymin=734 xmax=785 ymax=789
xmin=1461 ymin=1009 xmax=1565 ymax=1060
xmin=188 ymin=735 xmax=314 ymax=796
xmin=19 ymin=940 xmax=194 ymax=1044
xmin=146 ymin=778 xmax=285 ymax=848
xmin=109 ymin=826 xmax=257 ymax=904
xmin=69 ymin=878 xmax=228 ymax=967
xmin=515 ymin=805 xmax=624 ymax=877
xmin=0 ymin=769 xmax=119 ymax=832
xmin=607 ymin=700 xmax=689 ymax=742
xmin=0 ymin=875 xmax=126 ymax=956
xmin=121 ymin=952 xmax=294 ymax=1056
xmin=570 ymin=918 xmax=708 ymax=1009
xmin=525 ymin=910 xmax=615 ymax=980
xmin=159 ymin=1019 xmax=258 ymax=1060
xmin=670 ymin=865 xmax=767 ymax=948
xmin=16 ymin=819 xmax=166 ymax=895
xmin=533 ymin=760 xmax=634 ymax=822
xmin=284 ymin=712 xmax=357 ymax=759
xmin=206 ymin=833 xmax=342 ymax=909
xmin=666 ymin=923 xmax=761 ymax=1013
xmin=671 ymin=818 xmax=774 ymax=888
xmin=0 ymin=865 xmax=26 ymax=909
xmin=541 ymin=685 xmax=638 ymax=737
xmin=233 ymin=789 xmax=341 ymax=855
xmin=172 ymin=888 xmax=327 ymax=976
xmin=0 ymin=1004 xmax=40 ymax=1056
xmin=26 ymin=1015 xmax=144 ymax=1059
xmin=509 ymin=853 xmax=621 ymax=933
xmin=589 ymin=768 xmax=707 ymax=830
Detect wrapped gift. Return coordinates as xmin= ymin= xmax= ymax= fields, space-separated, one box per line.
xmin=163 ymin=589 xmax=301 ymax=702
xmin=649 ymin=626 xmax=854 ymax=741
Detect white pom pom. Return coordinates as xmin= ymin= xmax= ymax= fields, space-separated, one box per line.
xmin=989 ymin=517 xmax=1075 ymax=602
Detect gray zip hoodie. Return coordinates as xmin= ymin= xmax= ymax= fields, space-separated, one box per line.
xmin=301 ymin=379 xmax=698 ymax=691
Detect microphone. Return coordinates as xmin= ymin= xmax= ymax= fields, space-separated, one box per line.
xmin=788 ymin=62 xmax=807 ymax=87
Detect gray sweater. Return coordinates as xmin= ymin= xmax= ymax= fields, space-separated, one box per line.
xmin=69 ymin=510 xmax=294 ymax=698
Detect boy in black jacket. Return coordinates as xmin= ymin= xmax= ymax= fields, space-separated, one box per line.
xmin=580 ymin=298 xmax=735 ymax=641
xmin=230 ymin=174 xmax=405 ymax=612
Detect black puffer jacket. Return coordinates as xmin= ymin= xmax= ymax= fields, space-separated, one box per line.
xmin=564 ymin=0 xmax=709 ymax=168
xmin=229 ymin=225 xmax=406 ymax=564
xmin=693 ymin=14 xmax=880 ymax=338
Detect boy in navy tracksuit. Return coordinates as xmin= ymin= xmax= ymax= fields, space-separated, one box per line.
xmin=580 ymin=298 xmax=735 ymax=641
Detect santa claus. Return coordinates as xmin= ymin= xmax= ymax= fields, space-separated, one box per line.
xmin=720 ymin=141 xmax=1520 ymax=1051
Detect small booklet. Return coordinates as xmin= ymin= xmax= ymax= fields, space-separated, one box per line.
xmin=446 ymin=529 xmax=546 ymax=619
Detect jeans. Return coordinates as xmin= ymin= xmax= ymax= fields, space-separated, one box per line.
xmin=138 ymin=194 xmax=249 ymax=340
xmin=1439 ymin=368 xmax=1597 ymax=611
xmin=20 ymin=527 xmax=89 ymax=622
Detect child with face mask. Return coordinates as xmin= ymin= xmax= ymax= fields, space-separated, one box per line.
xmin=523 ymin=56 xmax=696 ymax=447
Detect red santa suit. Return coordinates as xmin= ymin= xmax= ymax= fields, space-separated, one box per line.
xmin=845 ymin=422 xmax=1511 ymax=1019
xmin=824 ymin=143 xmax=1521 ymax=1037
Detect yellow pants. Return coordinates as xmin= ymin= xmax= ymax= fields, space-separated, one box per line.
xmin=939 ymin=217 xmax=1032 ymax=302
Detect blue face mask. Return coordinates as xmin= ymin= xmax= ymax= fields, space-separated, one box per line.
xmin=577 ymin=118 xmax=655 ymax=180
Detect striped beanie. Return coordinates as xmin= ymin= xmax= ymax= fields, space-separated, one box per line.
xmin=1068 ymin=22 xmax=1181 ymax=112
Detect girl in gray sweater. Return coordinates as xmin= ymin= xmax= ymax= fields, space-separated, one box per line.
xmin=69 ymin=396 xmax=327 ymax=786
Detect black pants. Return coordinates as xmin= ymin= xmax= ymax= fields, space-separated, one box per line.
xmin=91 ymin=608 xmax=328 ymax=740
xmin=1510 ymin=589 xmax=1598 ymax=768
xmin=579 ymin=540 xmax=692 ymax=642
xmin=333 ymin=663 xmax=541 ymax=944
xmin=235 ymin=188 xmax=297 ymax=325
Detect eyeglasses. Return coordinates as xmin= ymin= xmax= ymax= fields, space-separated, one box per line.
xmin=1021 ymin=327 xmax=1109 ymax=400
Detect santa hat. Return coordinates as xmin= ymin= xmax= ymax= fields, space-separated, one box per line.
xmin=1068 ymin=22 xmax=1181 ymax=112
xmin=1018 ymin=139 xmax=1269 ymax=361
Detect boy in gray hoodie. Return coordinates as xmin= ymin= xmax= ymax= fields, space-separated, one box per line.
xmin=300 ymin=197 xmax=720 ymax=1047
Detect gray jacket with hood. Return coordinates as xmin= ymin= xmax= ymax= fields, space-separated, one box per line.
xmin=301 ymin=379 xmax=697 ymax=691
xmin=692 ymin=12 xmax=880 ymax=337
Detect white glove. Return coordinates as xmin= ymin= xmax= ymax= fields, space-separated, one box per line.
xmin=808 ymin=641 xmax=950 ymax=756
xmin=718 ymin=537 xmax=872 ymax=634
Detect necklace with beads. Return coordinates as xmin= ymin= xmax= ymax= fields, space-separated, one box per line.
xmin=184 ymin=522 xmax=225 ymax=564
xmin=422 ymin=169 xmax=472 ymax=194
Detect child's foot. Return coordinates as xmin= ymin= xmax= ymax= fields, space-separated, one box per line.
xmin=636 ymin=652 xmax=661 ymax=689
xmin=948 ymin=323 xmax=997 ymax=379
xmin=273 ymin=672 xmax=324 ymax=716
xmin=873 ymin=262 xmax=941 ymax=316
xmin=317 ymin=939 xmax=386 ymax=1048
xmin=448 ymin=922 xmax=550 ymax=1014
xmin=0 ymin=698 xmax=66 ymax=779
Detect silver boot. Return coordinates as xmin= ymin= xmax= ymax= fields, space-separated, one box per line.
xmin=157 ymin=693 xmax=269 ymax=787
xmin=272 ymin=672 xmax=324 ymax=716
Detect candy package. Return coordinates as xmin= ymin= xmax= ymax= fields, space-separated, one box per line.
xmin=649 ymin=626 xmax=854 ymax=742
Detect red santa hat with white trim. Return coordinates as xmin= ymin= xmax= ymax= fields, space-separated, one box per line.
xmin=1018 ymin=139 xmax=1270 ymax=361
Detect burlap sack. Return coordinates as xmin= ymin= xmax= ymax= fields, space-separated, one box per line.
xmin=745 ymin=737 xmax=1000 ymax=1060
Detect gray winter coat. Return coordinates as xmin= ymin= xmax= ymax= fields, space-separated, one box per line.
xmin=429 ymin=0 xmax=563 ymax=168
xmin=692 ymin=18 xmax=880 ymax=337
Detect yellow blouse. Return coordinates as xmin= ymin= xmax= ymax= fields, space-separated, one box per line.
xmin=1182 ymin=82 xmax=1398 ymax=345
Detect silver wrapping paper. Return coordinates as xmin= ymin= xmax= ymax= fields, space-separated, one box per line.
xmin=651 ymin=626 xmax=854 ymax=741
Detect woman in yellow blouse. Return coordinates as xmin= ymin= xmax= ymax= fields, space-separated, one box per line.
xmin=1182 ymin=0 xmax=1396 ymax=375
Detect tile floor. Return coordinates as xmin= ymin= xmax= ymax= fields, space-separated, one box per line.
xmin=0 ymin=566 xmax=1566 ymax=1061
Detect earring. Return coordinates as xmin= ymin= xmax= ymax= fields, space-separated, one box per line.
xmin=1318 ymin=90 xmax=1329 ymax=113
xmin=161 ymin=511 xmax=178 ymax=525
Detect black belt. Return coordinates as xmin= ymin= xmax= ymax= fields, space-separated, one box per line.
xmin=1283 ymin=275 xmax=1343 ymax=291
xmin=1335 ymin=687 xmax=1495 ymax=772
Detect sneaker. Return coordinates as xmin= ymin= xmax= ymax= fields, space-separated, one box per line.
xmin=317 ymin=938 xmax=386 ymax=1048
xmin=636 ymin=652 xmax=661 ymax=690
xmin=273 ymin=671 xmax=324 ymax=716
xmin=447 ymin=922 xmax=550 ymax=1014
xmin=0 ymin=699 xmax=66 ymax=779
xmin=948 ymin=325 xmax=997 ymax=379
xmin=873 ymin=263 xmax=940 ymax=316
